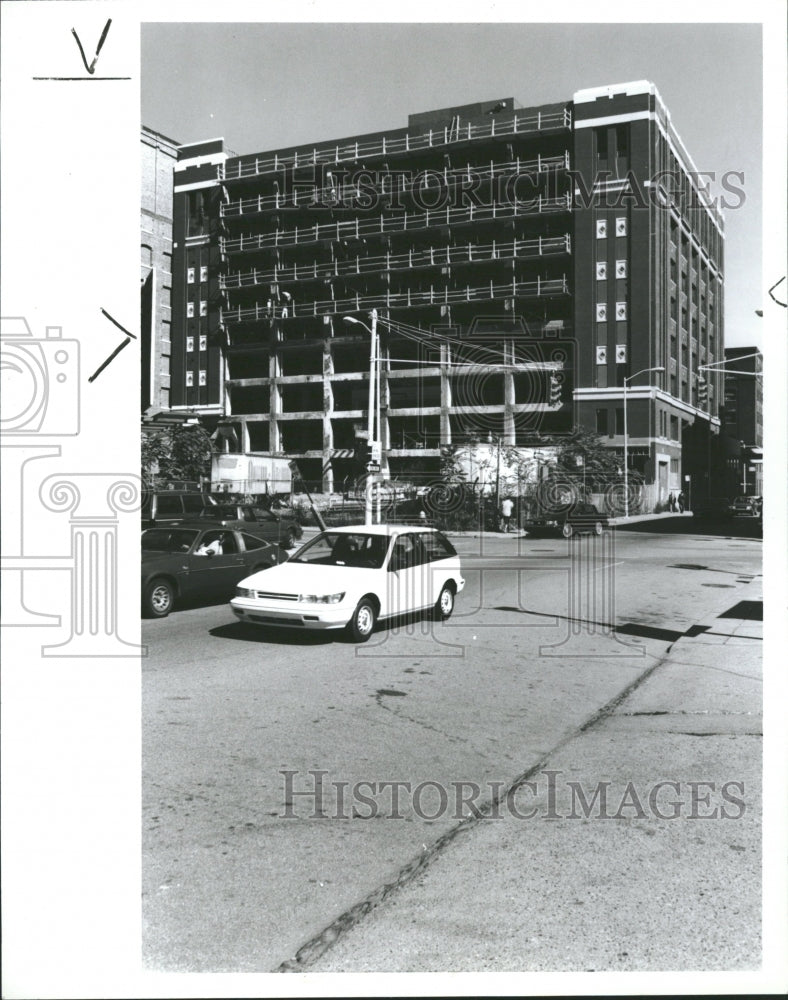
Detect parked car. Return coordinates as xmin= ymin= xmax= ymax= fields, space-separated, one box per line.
xmin=525 ymin=502 xmax=610 ymax=538
xmin=196 ymin=503 xmax=303 ymax=548
xmin=141 ymin=523 xmax=285 ymax=618
xmin=230 ymin=525 xmax=465 ymax=642
xmin=727 ymin=496 xmax=760 ymax=517
xmin=141 ymin=490 xmax=217 ymax=529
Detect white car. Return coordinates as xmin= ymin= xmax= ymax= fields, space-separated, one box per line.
xmin=230 ymin=525 xmax=465 ymax=642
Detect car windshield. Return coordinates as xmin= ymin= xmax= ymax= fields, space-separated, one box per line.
xmin=142 ymin=528 xmax=200 ymax=553
xmin=290 ymin=532 xmax=389 ymax=569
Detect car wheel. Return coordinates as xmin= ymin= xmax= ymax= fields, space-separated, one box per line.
xmin=347 ymin=597 xmax=377 ymax=643
xmin=284 ymin=529 xmax=298 ymax=549
xmin=562 ymin=522 xmax=573 ymax=539
xmin=144 ymin=578 xmax=174 ymax=618
xmin=594 ymin=521 xmax=604 ymax=535
xmin=433 ymin=582 xmax=455 ymax=621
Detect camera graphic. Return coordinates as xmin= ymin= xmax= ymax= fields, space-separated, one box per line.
xmin=0 ymin=317 xmax=80 ymax=436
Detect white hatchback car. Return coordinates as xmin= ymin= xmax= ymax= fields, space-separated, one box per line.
xmin=230 ymin=524 xmax=465 ymax=642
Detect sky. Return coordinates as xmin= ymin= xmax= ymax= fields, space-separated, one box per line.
xmin=142 ymin=20 xmax=766 ymax=349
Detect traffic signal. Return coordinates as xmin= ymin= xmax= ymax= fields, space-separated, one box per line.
xmin=549 ymin=372 xmax=563 ymax=407
xmin=698 ymin=374 xmax=708 ymax=407
xmin=354 ymin=437 xmax=373 ymax=467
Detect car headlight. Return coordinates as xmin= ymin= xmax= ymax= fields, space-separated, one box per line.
xmin=298 ymin=592 xmax=346 ymax=604
xmin=236 ymin=587 xmax=255 ymax=598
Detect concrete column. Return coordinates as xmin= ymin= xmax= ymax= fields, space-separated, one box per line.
xmin=322 ymin=337 xmax=334 ymax=492
xmin=440 ymin=341 xmax=452 ymax=445
xmin=380 ymin=338 xmax=391 ymax=477
xmin=503 ymin=338 xmax=516 ymax=444
xmin=269 ymin=348 xmax=282 ymax=453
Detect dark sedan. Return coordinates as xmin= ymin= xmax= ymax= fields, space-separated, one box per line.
xmin=141 ymin=523 xmax=285 ymax=618
xmin=196 ymin=504 xmax=303 ymax=549
xmin=525 ymin=502 xmax=610 ymax=538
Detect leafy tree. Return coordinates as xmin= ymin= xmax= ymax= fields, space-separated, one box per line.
xmin=141 ymin=424 xmax=214 ymax=486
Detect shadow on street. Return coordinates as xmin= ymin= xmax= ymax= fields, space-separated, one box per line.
xmin=614 ymin=515 xmax=762 ymax=539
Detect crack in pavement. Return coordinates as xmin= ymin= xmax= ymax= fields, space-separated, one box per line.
xmin=275 ymin=649 xmax=668 ymax=973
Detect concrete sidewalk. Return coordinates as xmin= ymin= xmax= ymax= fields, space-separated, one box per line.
xmin=291 ymin=578 xmax=764 ymax=973
xmin=298 ymin=510 xmax=696 ymax=540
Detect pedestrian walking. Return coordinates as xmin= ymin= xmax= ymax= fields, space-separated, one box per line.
xmin=677 ymin=491 xmax=685 ymax=513
xmin=668 ymin=492 xmax=675 ymax=513
xmin=501 ymin=496 xmax=514 ymax=533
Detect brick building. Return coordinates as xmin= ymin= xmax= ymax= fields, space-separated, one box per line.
xmin=167 ymin=81 xmax=724 ymax=503
xmin=141 ymin=125 xmax=179 ymax=414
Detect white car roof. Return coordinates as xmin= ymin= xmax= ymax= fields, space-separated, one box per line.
xmin=324 ymin=524 xmax=439 ymax=537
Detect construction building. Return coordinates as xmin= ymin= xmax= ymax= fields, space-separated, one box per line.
xmin=166 ymin=81 xmax=725 ymax=505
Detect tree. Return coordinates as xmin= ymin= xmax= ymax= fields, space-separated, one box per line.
xmin=549 ymin=425 xmax=622 ymax=491
xmin=141 ymin=424 xmax=214 ymax=486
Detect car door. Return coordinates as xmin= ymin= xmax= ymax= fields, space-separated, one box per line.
xmin=187 ymin=530 xmax=247 ymax=597
xmin=386 ymin=533 xmax=424 ymax=617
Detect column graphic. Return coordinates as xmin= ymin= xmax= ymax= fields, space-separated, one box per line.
xmin=39 ymin=474 xmax=146 ymax=657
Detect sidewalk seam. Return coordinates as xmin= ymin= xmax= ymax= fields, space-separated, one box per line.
xmin=275 ymin=648 xmax=674 ymax=973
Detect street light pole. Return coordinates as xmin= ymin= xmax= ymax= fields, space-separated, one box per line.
xmin=344 ymin=311 xmax=378 ymax=525
xmin=623 ymin=366 xmax=665 ymax=518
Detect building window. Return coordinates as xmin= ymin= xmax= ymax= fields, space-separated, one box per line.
xmin=615 ymin=260 xmax=627 ymax=279
xmin=596 ymin=408 xmax=608 ymax=434
xmin=186 ymin=336 xmax=194 ymax=352
xmin=670 ymin=415 xmax=679 ymax=440
xmin=596 ymin=219 xmax=607 ymax=239
xmin=615 ymin=217 xmax=627 ymax=237
xmin=615 ymin=408 xmax=625 ymax=434
xmin=186 ymin=302 xmax=195 ymax=318
xmin=670 ymin=457 xmax=679 ymax=475
xmin=185 ymin=371 xmax=194 ymax=387
xmin=616 ymin=124 xmax=628 ymax=159
xmin=199 ymin=334 xmax=207 ymax=351
xmin=615 ymin=302 xmax=627 ymax=321
xmin=596 ymin=128 xmax=608 ymax=161
xmin=199 ymin=370 xmax=207 ymax=386
xmin=596 ymin=262 xmax=607 ymax=280
xmin=596 ymin=303 xmax=607 ymax=321
xmin=199 ymin=301 xmax=208 ymax=317
xmin=200 ymin=265 xmax=208 ymax=282
xmin=187 ymin=267 xmax=195 ymax=284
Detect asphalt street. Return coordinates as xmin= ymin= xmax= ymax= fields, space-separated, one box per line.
xmin=142 ymin=519 xmax=762 ymax=972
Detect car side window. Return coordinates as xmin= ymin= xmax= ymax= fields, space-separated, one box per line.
xmin=421 ymin=532 xmax=456 ymax=561
xmin=240 ymin=532 xmax=269 ymax=551
xmin=219 ymin=532 xmax=238 ymax=554
xmin=390 ymin=534 xmax=418 ymax=571
xmin=196 ymin=530 xmax=226 ymax=556
xmin=242 ymin=508 xmax=256 ymax=522
xmin=182 ymin=494 xmax=205 ymax=514
xmin=157 ymin=495 xmax=182 ymax=516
